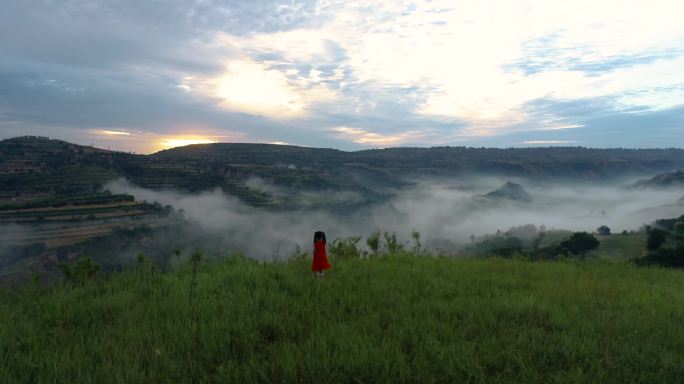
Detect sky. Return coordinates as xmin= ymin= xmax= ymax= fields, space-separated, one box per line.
xmin=1 ymin=0 xmax=683 ymax=153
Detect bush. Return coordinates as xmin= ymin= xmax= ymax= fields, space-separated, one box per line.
xmin=637 ymin=246 xmax=684 ymax=268
xmin=329 ymin=237 xmax=362 ymax=259
xmin=471 ymin=235 xmax=523 ymax=258
xmin=597 ymin=225 xmax=611 ymax=236
xmin=58 ymin=256 xmax=100 ymax=285
xmin=560 ymin=232 xmax=600 ymax=257
xmin=646 ymin=228 xmax=667 ymax=251
xmin=383 ymin=232 xmax=403 ymax=254
xmin=534 ymin=244 xmax=570 ymax=261
xmin=366 ymin=231 xmax=380 ymax=256
xmin=637 ymin=216 xmax=684 ymax=268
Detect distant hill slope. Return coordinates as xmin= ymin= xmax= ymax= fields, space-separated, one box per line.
xmin=156 ymin=143 xmax=684 ymax=180
xmin=3 ymin=136 xmax=684 ymax=207
xmin=634 ymin=170 xmax=684 ymax=188
xmin=484 ymin=181 xmax=532 ymax=202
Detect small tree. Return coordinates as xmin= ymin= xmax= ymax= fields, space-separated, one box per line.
xmin=596 ymin=225 xmax=611 ymax=236
xmin=366 ymin=231 xmax=380 ymax=256
xmin=383 ymin=231 xmax=404 ymax=254
xmin=560 ymin=232 xmax=600 ymax=257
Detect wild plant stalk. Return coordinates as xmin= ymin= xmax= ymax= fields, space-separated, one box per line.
xmin=411 ymin=229 xmax=422 ymax=255
xmin=272 ymin=239 xmax=281 ymax=262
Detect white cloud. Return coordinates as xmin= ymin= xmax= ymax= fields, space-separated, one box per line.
xmin=328 ymin=0 xmax=684 ymax=128
xmin=185 ymin=59 xmax=337 ymax=118
xmin=179 ymin=0 xmax=684 ymax=139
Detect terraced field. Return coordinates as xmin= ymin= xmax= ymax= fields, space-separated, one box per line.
xmin=0 ymin=191 xmax=172 ymax=278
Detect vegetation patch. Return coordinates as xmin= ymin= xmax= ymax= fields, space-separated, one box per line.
xmin=1 ymin=255 xmax=683 ymax=383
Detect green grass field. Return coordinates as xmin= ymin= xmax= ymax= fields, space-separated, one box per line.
xmin=1 ymin=255 xmax=683 ymax=383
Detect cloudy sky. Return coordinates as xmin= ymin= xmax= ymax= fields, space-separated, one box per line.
xmin=1 ymin=0 xmax=683 ymax=153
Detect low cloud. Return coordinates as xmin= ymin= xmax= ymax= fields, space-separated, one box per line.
xmin=104 ymin=176 xmax=684 ymax=260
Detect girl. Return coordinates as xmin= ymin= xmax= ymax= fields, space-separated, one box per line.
xmin=312 ymin=231 xmax=331 ymax=277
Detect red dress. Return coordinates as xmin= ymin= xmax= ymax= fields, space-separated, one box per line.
xmin=311 ymin=241 xmax=331 ymax=272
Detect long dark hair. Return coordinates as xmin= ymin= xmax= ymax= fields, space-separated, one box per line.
xmin=314 ymin=231 xmax=326 ymax=244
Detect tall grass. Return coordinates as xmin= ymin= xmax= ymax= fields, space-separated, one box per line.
xmin=1 ymin=254 xmax=683 ymax=383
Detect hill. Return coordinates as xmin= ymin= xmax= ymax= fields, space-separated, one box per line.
xmin=483 ymin=181 xmax=532 ymax=202
xmin=1 ymin=255 xmax=683 ymax=383
xmin=4 ymin=136 xmax=684 ymax=209
xmin=634 ymin=170 xmax=684 ymax=188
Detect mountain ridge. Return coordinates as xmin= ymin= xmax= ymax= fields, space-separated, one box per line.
xmin=3 ymin=136 xmax=684 ymax=208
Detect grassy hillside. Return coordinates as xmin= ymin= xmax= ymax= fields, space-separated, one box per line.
xmin=1 ymin=255 xmax=683 ymax=383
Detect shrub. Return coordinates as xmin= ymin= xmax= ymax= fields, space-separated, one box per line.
xmin=560 ymin=232 xmax=600 ymax=257
xmin=471 ymin=235 xmax=523 ymax=258
xmin=597 ymin=225 xmax=611 ymax=236
xmin=534 ymin=244 xmax=570 ymax=261
xmin=383 ymin=231 xmax=404 ymax=254
xmin=637 ymin=216 xmax=684 ymax=268
xmin=366 ymin=230 xmax=380 ymax=256
xmin=646 ymin=228 xmax=668 ymax=251
xmin=638 ymin=246 xmax=684 ymax=268
xmin=329 ymin=236 xmax=362 ymax=259
xmin=58 ymin=256 xmax=100 ymax=285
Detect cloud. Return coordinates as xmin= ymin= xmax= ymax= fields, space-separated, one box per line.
xmin=186 ymin=59 xmax=338 ymax=118
xmin=1 ymin=0 xmax=684 ymax=149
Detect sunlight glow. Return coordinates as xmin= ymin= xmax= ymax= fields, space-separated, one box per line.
xmin=184 ymin=56 xmax=337 ymax=119
xmin=160 ymin=137 xmax=216 ymax=149
xmin=93 ymin=129 xmax=130 ymax=136
xmin=332 ymin=126 xmax=422 ymax=147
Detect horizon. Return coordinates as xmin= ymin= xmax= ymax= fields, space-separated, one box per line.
xmin=6 ymin=135 xmax=684 ymax=154
xmin=1 ymin=1 xmax=684 ymax=153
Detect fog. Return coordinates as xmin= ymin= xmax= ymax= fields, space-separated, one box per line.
xmin=0 ymin=224 xmax=46 ymax=269
xmin=104 ymin=177 xmax=684 ymax=260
